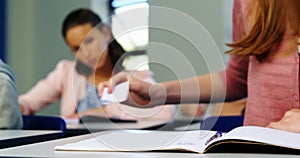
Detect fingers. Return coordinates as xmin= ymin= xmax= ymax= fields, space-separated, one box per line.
xmin=267 ymin=109 xmax=300 ymax=133
xmin=97 ymin=81 xmax=109 ymax=96
xmin=267 ymin=121 xmax=292 ymax=133
xmin=108 ymin=71 xmax=129 ymax=93
xmin=98 ymin=71 xmax=129 ymax=95
xmin=267 ymin=122 xmax=283 ymax=130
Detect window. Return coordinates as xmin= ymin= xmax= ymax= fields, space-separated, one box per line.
xmin=111 ymin=0 xmax=149 ymax=52
xmin=91 ymin=0 xmax=149 ymax=70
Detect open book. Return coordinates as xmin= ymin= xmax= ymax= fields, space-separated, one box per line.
xmin=55 ymin=126 xmax=300 ymax=154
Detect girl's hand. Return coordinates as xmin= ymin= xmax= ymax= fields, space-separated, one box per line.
xmin=98 ymin=71 xmax=167 ymax=108
xmin=267 ymin=109 xmax=300 ymax=133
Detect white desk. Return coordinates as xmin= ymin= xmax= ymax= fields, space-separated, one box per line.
xmin=0 ymin=130 xmax=63 ymax=149
xmin=0 ymin=131 xmax=298 ymax=158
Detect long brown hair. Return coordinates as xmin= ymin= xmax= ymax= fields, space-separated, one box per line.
xmin=227 ymin=0 xmax=299 ymax=61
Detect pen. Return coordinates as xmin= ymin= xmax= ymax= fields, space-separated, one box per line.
xmin=205 ymin=131 xmax=223 ymax=145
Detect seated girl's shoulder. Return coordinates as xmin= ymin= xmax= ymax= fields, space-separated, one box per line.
xmin=56 ymin=60 xmax=75 ymax=69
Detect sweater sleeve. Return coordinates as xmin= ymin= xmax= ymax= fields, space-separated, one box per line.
xmin=218 ymin=0 xmax=249 ymax=101
xmin=19 ymin=60 xmax=72 ymax=115
xmin=219 ymin=56 xmax=248 ymax=101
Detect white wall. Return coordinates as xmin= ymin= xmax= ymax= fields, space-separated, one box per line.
xmin=7 ymin=0 xmax=90 ymax=115
xmin=148 ymin=0 xmax=231 ymax=82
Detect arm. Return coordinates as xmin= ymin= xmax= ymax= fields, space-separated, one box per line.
xmin=98 ymin=71 xmax=226 ymax=107
xmin=161 ymin=73 xmax=227 ymax=104
xmin=98 ymin=59 xmax=247 ymax=108
xmin=19 ymin=60 xmax=70 ymax=114
xmin=151 ymin=58 xmax=248 ymax=103
xmin=163 ymin=0 xmax=249 ymax=104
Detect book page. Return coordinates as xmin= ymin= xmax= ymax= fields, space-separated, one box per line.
xmin=209 ymin=126 xmax=300 ymax=150
xmin=55 ymin=130 xmax=217 ymax=153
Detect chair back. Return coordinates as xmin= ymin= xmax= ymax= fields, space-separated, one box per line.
xmin=22 ymin=115 xmax=66 ymax=133
xmin=200 ymin=115 xmax=244 ymax=132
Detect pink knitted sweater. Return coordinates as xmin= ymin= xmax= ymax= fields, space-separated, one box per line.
xmin=222 ymin=0 xmax=299 ymax=126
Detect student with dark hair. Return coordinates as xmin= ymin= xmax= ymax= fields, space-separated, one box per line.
xmin=19 ymin=8 xmax=175 ymax=120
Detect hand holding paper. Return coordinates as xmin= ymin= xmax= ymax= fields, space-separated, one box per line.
xmin=98 ymin=71 xmax=159 ymax=107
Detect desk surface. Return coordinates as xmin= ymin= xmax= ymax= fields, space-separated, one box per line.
xmin=0 ymin=130 xmax=61 ymax=140
xmin=0 ymin=130 xmax=63 ymax=149
xmin=0 ymin=130 xmax=299 ymax=158
xmin=66 ymin=119 xmax=171 ymax=137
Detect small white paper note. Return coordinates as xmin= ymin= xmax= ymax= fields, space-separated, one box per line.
xmin=101 ymin=81 xmax=129 ymax=104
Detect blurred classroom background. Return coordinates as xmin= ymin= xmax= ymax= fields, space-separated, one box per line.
xmin=2 ymin=0 xmax=233 ymax=116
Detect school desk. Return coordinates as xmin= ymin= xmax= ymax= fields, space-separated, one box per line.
xmin=0 ymin=130 xmax=63 ymax=149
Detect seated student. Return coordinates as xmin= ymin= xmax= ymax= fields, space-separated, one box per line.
xmin=98 ymin=0 xmax=300 ymax=133
xmin=19 ymin=8 xmax=175 ymax=120
xmin=0 ymin=59 xmax=22 ymax=129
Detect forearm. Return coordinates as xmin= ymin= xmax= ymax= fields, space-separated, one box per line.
xmin=18 ymin=82 xmax=60 ymax=115
xmin=161 ymin=73 xmax=226 ymax=104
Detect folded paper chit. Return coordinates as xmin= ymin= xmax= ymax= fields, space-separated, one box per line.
xmin=100 ymin=81 xmax=129 ymax=104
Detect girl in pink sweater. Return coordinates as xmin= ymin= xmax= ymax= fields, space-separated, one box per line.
xmin=99 ymin=0 xmax=300 ymax=133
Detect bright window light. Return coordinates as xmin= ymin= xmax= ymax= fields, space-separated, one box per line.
xmin=112 ymin=2 xmax=149 ymax=51
xmin=112 ymin=0 xmax=148 ymax=8
xmin=91 ymin=0 xmax=149 ymax=70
